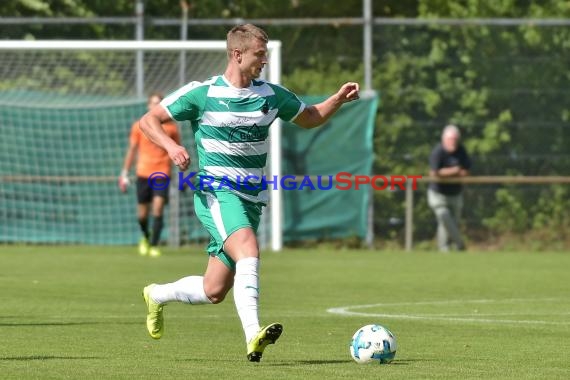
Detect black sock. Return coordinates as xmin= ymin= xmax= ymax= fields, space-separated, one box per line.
xmin=138 ymin=218 xmax=150 ymax=240
xmin=151 ymin=216 xmax=164 ymax=246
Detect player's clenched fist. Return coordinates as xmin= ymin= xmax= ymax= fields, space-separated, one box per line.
xmin=169 ymin=145 xmax=190 ymax=171
xmin=337 ymin=82 xmax=360 ymax=103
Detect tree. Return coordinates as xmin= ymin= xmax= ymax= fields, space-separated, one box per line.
xmin=372 ymin=0 xmax=570 ymax=244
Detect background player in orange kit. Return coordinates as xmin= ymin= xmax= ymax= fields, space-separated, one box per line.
xmin=119 ymin=92 xmax=181 ymax=257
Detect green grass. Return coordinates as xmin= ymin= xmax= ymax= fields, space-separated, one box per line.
xmin=1 ymin=246 xmax=569 ymax=379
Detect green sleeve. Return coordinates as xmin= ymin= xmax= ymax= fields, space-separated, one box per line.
xmin=272 ymin=84 xmax=306 ymax=122
xmin=161 ymin=81 xmax=207 ymax=122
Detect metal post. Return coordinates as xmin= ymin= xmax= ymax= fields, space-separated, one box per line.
xmin=179 ymin=1 xmax=189 ymax=86
xmin=366 ymin=187 xmax=374 ymax=248
xmin=167 ymin=128 xmax=181 ymax=248
xmin=363 ymin=0 xmax=374 ymax=247
xmin=269 ymin=43 xmax=283 ymax=251
xmin=405 ymin=179 xmax=414 ymax=251
xmin=168 ymin=1 xmax=189 ymax=248
xmin=135 ymin=0 xmax=145 ymax=98
xmin=363 ymin=0 xmax=373 ymax=91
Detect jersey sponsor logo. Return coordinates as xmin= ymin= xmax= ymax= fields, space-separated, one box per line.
xmin=228 ymin=124 xmax=265 ymax=142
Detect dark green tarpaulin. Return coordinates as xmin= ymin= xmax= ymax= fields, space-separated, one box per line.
xmin=282 ymin=94 xmax=378 ymax=241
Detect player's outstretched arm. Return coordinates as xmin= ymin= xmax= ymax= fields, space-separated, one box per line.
xmin=139 ymin=106 xmax=190 ymax=171
xmin=293 ymin=82 xmax=360 ymax=129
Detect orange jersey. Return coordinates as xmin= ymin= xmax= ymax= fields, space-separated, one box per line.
xmin=130 ymin=120 xmax=181 ymax=178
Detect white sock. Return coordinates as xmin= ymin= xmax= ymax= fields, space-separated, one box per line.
xmin=150 ymin=276 xmax=212 ymax=305
xmin=234 ymin=257 xmax=261 ymax=342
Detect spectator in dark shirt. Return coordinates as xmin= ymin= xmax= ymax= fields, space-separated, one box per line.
xmin=428 ymin=125 xmax=472 ymax=252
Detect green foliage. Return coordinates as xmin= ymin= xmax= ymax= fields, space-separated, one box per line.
xmin=483 ymin=188 xmax=529 ymax=234
xmin=0 ymin=0 xmax=92 ymax=16
xmin=479 ymin=184 xmax=570 ymax=248
xmin=531 ymin=185 xmax=570 ymax=233
xmin=284 ymin=61 xmax=364 ymax=95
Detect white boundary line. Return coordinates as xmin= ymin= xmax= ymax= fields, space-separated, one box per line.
xmin=327 ymin=298 xmax=570 ymax=326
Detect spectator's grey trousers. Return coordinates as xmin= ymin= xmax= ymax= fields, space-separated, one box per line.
xmin=427 ymin=188 xmax=465 ymax=251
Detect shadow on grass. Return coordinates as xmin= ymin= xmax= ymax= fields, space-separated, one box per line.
xmin=269 ymin=359 xmax=350 ymax=366
xmin=388 ymin=359 xmax=432 ymax=365
xmin=0 ymin=322 xmax=99 ymax=327
xmin=177 ymin=358 xmax=350 ymax=365
xmin=0 ymin=320 xmax=140 ymax=327
xmin=177 ymin=358 xmax=432 ymax=366
xmin=0 ymin=355 xmax=101 ymax=361
xmin=270 ymin=358 xmax=431 ymax=366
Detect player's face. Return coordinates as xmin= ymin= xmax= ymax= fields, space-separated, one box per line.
xmin=147 ymin=96 xmax=161 ymax=111
xmin=240 ymin=39 xmax=268 ymax=79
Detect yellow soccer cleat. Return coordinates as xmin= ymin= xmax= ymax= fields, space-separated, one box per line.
xmin=142 ymin=284 xmax=164 ymax=339
xmin=138 ymin=237 xmax=150 ymax=256
xmin=148 ymin=247 xmax=161 ymax=258
xmin=246 ymin=323 xmax=283 ymax=362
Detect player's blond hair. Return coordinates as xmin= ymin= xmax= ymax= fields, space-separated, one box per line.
xmin=226 ymin=24 xmax=268 ymax=58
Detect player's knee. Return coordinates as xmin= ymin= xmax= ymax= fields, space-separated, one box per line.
xmin=204 ymin=285 xmax=229 ymax=304
xmin=138 ymin=209 xmax=149 ymax=220
xmin=152 ymin=197 xmax=166 ymax=215
xmin=209 ymin=295 xmax=225 ymax=304
xmin=206 ymin=290 xmax=227 ymax=304
xmin=152 ymin=205 xmax=164 ymax=217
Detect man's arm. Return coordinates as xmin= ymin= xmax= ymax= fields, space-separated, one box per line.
xmin=458 ymin=168 xmax=469 ymax=176
xmin=293 ymin=82 xmax=360 ymax=129
xmin=434 ymin=148 xmax=471 ymax=177
xmin=429 ymin=146 xmax=469 ymax=178
xmin=172 ymin=124 xmax=182 ymax=145
xmin=430 ymin=167 xmax=469 ymax=177
xmin=433 ymin=166 xmax=460 ymax=177
xmin=122 ymin=142 xmax=137 ymax=174
xmin=139 ymin=105 xmax=190 ymax=171
xmin=118 ymin=141 xmax=137 ymax=192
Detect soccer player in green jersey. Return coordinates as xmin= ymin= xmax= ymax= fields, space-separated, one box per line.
xmin=139 ymin=23 xmax=359 ymax=362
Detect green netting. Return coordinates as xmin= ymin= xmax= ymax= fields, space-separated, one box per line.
xmin=0 ymin=95 xmax=153 ymax=244
xmin=0 ymin=92 xmax=377 ymax=245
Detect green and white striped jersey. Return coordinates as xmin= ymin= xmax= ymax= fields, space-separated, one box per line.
xmin=161 ymin=75 xmax=305 ymax=204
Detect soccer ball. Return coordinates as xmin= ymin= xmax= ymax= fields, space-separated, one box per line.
xmin=349 ymin=324 xmax=397 ymax=364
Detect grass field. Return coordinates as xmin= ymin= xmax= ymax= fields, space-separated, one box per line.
xmin=1 ymin=246 xmax=569 ymax=379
